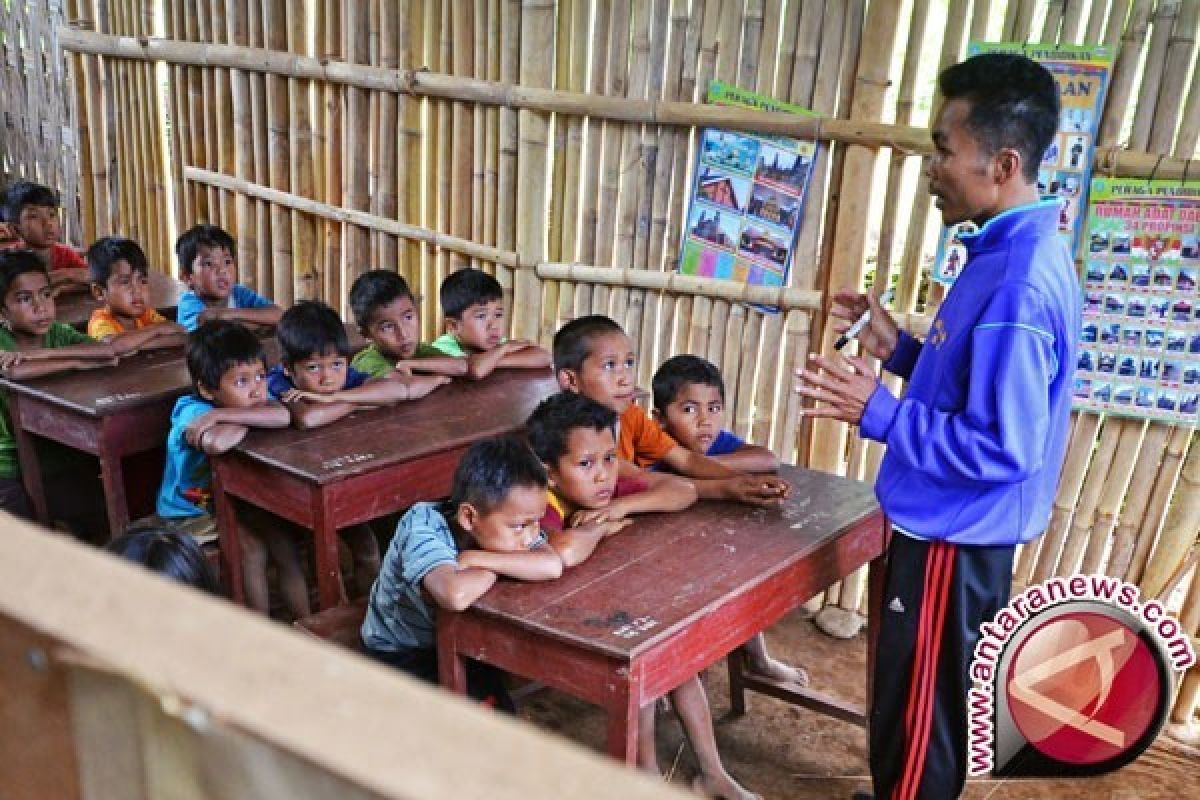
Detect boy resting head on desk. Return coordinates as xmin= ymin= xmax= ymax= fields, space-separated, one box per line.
xmin=553 ymin=314 xmax=789 ymax=507
xmin=174 ymin=224 xmax=282 ymax=332
xmin=348 ymin=269 xmax=471 ymax=379
xmin=360 ymin=436 xmax=562 ymax=711
xmin=86 ymin=236 xmax=186 ymax=351
xmin=0 ymin=181 xmax=89 ymax=291
xmin=430 ymin=267 xmax=551 ymax=380
xmin=652 ymin=354 xmax=809 ymax=689
xmin=155 ymin=319 xmax=309 ymax=618
xmin=525 ymin=389 xmax=759 ymax=800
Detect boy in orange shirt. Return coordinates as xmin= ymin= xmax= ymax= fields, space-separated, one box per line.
xmin=86 ymin=236 xmax=186 ymax=350
xmin=552 ymin=315 xmax=788 ymax=506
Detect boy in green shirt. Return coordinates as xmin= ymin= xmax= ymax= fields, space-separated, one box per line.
xmin=348 ymin=270 xmax=468 ymax=380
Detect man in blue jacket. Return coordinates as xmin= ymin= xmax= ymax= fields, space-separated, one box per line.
xmin=797 ymin=54 xmax=1080 ymax=799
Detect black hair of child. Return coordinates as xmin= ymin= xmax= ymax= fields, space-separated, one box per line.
xmin=277 ymin=300 xmax=351 ymax=366
xmin=86 ymin=236 xmax=150 ymax=287
xmin=106 ymin=527 xmax=220 ymax=594
xmin=526 ymin=391 xmax=618 ymax=466
xmin=439 ymin=267 xmax=502 ymax=319
xmin=348 ymin=269 xmax=415 ymax=329
xmin=0 ymin=248 xmax=49 ymax=299
xmin=652 ymin=354 xmax=726 ymax=411
xmin=551 ymin=314 xmax=624 ymax=373
xmin=446 ymin=435 xmax=548 ymax=517
xmin=185 ymin=319 xmax=264 ymax=394
xmin=1 ymin=181 xmax=59 ymax=224
xmin=175 ymin=223 xmax=236 ymax=277
xmin=937 ymin=53 xmax=1060 ymax=183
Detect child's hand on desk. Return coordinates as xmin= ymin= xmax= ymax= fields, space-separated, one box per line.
xmin=721 ymin=474 xmax=791 ymax=507
xmin=403 ymin=373 xmax=452 ymax=399
xmin=184 ymin=411 xmax=222 ymax=447
xmin=0 ymin=351 xmax=23 ymax=373
xmin=391 ymin=361 xmax=414 ymax=377
xmin=281 ymin=388 xmax=339 ymax=404
xmin=569 ymin=501 xmax=635 ymax=527
xmin=454 ymin=550 xmax=498 ymax=573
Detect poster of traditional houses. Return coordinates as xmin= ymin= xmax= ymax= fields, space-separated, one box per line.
xmin=932 ymin=42 xmax=1111 ymax=285
xmin=1073 ymin=177 xmax=1200 ymax=426
xmin=679 ymin=81 xmax=817 ymax=299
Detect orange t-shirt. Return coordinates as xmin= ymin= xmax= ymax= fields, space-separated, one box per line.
xmin=87 ymin=307 xmax=168 ymax=339
xmin=617 ymin=405 xmax=678 ymax=468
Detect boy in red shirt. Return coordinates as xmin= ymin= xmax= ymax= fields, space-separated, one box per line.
xmin=0 ymin=182 xmax=89 ymax=290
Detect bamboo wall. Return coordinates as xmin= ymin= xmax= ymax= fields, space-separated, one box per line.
xmin=2 ymin=0 xmax=1198 ymax=729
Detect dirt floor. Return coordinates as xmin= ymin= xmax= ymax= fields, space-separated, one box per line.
xmin=516 ymin=607 xmax=1199 ymax=800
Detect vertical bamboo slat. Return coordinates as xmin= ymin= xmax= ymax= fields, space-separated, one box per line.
xmin=343 ymin=0 xmax=371 ymax=287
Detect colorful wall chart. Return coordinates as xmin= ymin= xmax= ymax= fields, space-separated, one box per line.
xmin=1073 ymin=178 xmax=1200 ymax=426
xmin=932 ymin=42 xmax=1111 ymax=285
xmin=678 ymin=81 xmax=818 ymax=304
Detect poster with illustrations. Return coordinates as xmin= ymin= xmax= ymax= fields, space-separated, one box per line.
xmin=678 ymin=81 xmax=818 ymax=305
xmin=1074 ymin=178 xmax=1200 ymax=425
xmin=932 ymin=42 xmax=1112 ymax=285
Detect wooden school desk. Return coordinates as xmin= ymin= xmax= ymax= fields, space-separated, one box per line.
xmin=55 ymin=271 xmax=186 ymax=329
xmin=0 ymin=347 xmax=191 ymax=536
xmin=436 ymin=464 xmax=888 ymax=764
xmin=211 ymin=369 xmax=561 ymax=609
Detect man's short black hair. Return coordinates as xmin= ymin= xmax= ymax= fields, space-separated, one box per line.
xmin=277 ymin=301 xmax=351 ymax=365
xmin=1 ymin=181 xmax=60 ymax=224
xmin=937 ymin=53 xmax=1060 ymax=182
xmin=652 ymin=354 xmax=725 ymax=410
xmin=447 ymin=436 xmax=548 ymax=516
xmin=552 ymin=314 xmax=625 ymax=373
xmin=348 ymin=269 xmax=415 ymax=329
xmin=86 ymin=236 xmax=150 ymax=287
xmin=0 ymin=249 xmax=49 ymax=300
xmin=175 ymin=223 xmax=236 ymax=277
xmin=185 ymin=319 xmax=264 ymax=394
xmin=439 ymin=267 xmax=503 ymax=319
xmin=526 ymin=391 xmax=618 ymax=466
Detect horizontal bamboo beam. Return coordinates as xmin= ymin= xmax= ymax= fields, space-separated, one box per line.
xmin=60 ymin=27 xmax=1198 ymax=176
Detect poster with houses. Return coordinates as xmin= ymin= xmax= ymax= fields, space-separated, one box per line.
xmin=932 ymin=42 xmax=1112 ymax=285
xmin=1073 ymin=178 xmax=1200 ymax=425
xmin=678 ymin=81 xmax=817 ymax=305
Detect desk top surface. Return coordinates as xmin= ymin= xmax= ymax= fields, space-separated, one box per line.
xmin=56 ymin=271 xmax=186 ymax=328
xmin=470 ymin=464 xmax=881 ymax=659
xmin=231 ymin=368 xmax=561 ymax=484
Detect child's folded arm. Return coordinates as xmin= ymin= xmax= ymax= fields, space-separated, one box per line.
xmin=693 ymin=474 xmax=791 ymax=507
xmin=610 ymin=471 xmax=697 ymax=516
xmin=2 ymin=355 xmax=115 ymax=379
xmin=497 ymin=341 xmax=551 ymax=369
xmin=422 ymin=562 xmax=498 ymax=612
xmin=332 ymin=378 xmax=412 ymax=406
xmin=458 ymin=546 xmax=563 ymax=581
xmin=661 ymin=444 xmax=740 ymax=479
xmin=464 ymin=346 xmax=508 ymax=380
xmin=712 ymin=443 xmax=780 ymax=473
xmin=283 ymin=398 xmax=356 ymax=430
xmin=549 ymin=518 xmax=632 ymax=567
xmin=395 ymin=355 xmax=468 ymax=377
xmin=107 ymin=324 xmax=186 ymax=355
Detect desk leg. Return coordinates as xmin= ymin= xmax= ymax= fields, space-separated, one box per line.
xmin=726 ymin=645 xmax=748 ymax=716
xmin=605 ymin=673 xmax=640 ymax=765
xmin=96 ymin=423 xmax=129 ymax=538
xmin=310 ymin=490 xmax=345 ymax=610
xmin=9 ymin=397 xmax=49 ymax=524
xmin=436 ymin=615 xmax=468 ymax=695
xmin=212 ymin=467 xmax=245 ymax=605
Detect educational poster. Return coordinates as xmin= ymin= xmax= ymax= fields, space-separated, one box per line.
xmin=678 ymin=80 xmax=818 ymax=303
xmin=932 ymin=43 xmax=1112 ymax=285
xmin=1073 ymin=178 xmax=1200 ymax=426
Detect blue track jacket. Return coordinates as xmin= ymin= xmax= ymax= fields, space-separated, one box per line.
xmin=860 ymin=200 xmax=1081 ymax=546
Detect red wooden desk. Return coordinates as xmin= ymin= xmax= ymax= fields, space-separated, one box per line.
xmin=0 ymin=347 xmax=191 ymax=536
xmin=55 ymin=271 xmax=186 ymax=329
xmin=211 ymin=369 xmax=561 ymax=609
xmin=436 ymin=464 xmax=888 ymax=764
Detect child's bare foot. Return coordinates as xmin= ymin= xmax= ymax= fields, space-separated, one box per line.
xmin=692 ymin=772 xmax=761 ymax=800
xmin=747 ymin=654 xmax=809 ymax=687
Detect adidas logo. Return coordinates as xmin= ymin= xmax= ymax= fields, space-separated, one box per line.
xmin=888 ymin=597 xmax=905 ymax=613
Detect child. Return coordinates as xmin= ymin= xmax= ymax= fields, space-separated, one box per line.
xmin=174 ymin=224 xmax=282 ymax=332
xmin=0 ymin=181 xmax=89 ymax=289
xmin=431 ymin=267 xmax=551 ymax=379
xmin=360 ymin=436 xmax=562 ymax=710
xmin=524 ymin=391 xmax=694 ymax=566
xmin=348 ymin=269 xmax=470 ymax=379
xmin=0 ymin=249 xmax=121 ymax=517
xmin=652 ymin=354 xmax=809 ymax=688
xmin=86 ymin=236 xmax=186 ymax=350
xmin=553 ymin=315 xmax=789 ymax=506
xmin=106 ymin=526 xmax=220 ymax=594
xmin=525 ymin=390 xmax=756 ymax=800
xmin=156 ymin=319 xmax=308 ymax=617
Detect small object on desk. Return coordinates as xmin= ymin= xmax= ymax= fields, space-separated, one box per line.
xmin=834 ymin=287 xmax=895 ymax=351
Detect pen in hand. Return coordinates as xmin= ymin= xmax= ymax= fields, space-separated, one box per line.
xmin=834 ymin=287 xmax=896 ymax=351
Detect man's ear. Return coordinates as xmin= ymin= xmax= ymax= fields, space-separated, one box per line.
xmin=993 ymin=147 xmax=1022 ymax=186
xmin=556 ymin=367 xmax=579 ymax=392
xmin=456 ymin=501 xmax=478 ymax=533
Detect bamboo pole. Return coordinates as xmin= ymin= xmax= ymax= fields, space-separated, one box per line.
xmin=196 ymin=0 xmax=219 ymax=218
xmin=321 ymin=0 xmax=343 ymax=303
xmin=553 ymin=0 xmax=589 ymax=332
xmin=209 ymin=0 xmax=232 ymax=235
xmin=343 ymin=0 xmax=370 ymax=285
xmin=1098 ymin=0 xmax=1153 ymax=146
xmin=262 ymin=0 xmax=291 ymax=304
xmin=542 ymin=0 xmax=572 ymax=344
xmin=494 ymin=0 xmax=520 ymax=329
xmin=1109 ymin=424 xmax=1171 ymax=580
xmin=113 ymin=2 xmax=135 ymax=239
xmin=522 ymin=266 xmax=822 ymax=310
xmin=65 ymin=0 xmax=96 ymax=245
xmin=1175 ymin=30 xmax=1200 ymax=156
xmin=166 ymin=0 xmax=189 ymax=235
xmin=1081 ymin=419 xmax=1145 ymax=574
xmin=375 ymin=0 xmax=400 ymax=282
xmin=574 ymin=0 xmax=610 ymax=319
xmin=402 ymin=0 xmax=425 ymax=286
xmin=591 ymin=0 xmax=632 ymax=318
xmin=450 ymin=0 xmax=474 ymax=274
xmin=1141 ymin=444 xmax=1200 ymax=599
xmin=434 ymin=0 xmax=452 ymax=307
xmin=1128 ymin=426 xmax=1192 ymax=584
xmin=1129 ymin=0 xmax=1180 ymax=151
xmin=1042 ymin=0 xmax=1066 ymax=40
xmin=290 ymin=0 xmax=317 ymax=299
xmin=247 ymin=0 xmax=270 ymax=292
xmin=472 ymin=0 xmax=488 ymax=269
xmin=133 ymin=5 xmax=162 ymax=262
xmin=1150 ymin=0 xmax=1198 ymax=155
xmin=1055 ymin=419 xmax=1123 ymax=577
xmin=1028 ymin=413 xmax=1102 ymax=585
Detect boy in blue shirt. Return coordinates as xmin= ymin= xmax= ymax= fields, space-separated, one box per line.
xmin=156 ymin=320 xmax=307 ymax=617
xmin=361 ymin=436 xmax=562 ymax=711
xmin=652 ymin=354 xmax=809 ymax=690
xmin=431 ymin=267 xmax=551 ymax=379
xmin=174 ymin=224 xmax=282 ymax=332
xmin=797 ymin=54 xmax=1080 ymax=799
